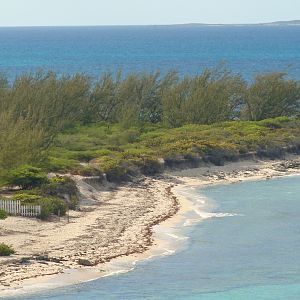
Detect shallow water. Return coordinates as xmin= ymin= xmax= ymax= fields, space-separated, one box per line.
xmin=1 ymin=26 xmax=300 ymax=80
xmin=14 ymin=175 xmax=300 ymax=299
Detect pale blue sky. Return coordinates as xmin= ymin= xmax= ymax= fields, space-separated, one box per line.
xmin=0 ymin=0 xmax=299 ymax=26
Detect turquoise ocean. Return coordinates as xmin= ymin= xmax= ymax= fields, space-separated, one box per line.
xmin=13 ymin=176 xmax=300 ymax=300
xmin=2 ymin=26 xmax=300 ymax=299
xmin=0 ymin=25 xmax=300 ymax=80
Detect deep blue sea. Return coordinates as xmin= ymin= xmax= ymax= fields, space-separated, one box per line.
xmin=14 ymin=175 xmax=300 ymax=300
xmin=1 ymin=26 xmax=300 ymax=80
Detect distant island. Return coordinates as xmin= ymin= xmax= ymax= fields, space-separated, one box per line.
xmin=265 ymin=20 xmax=300 ymax=25
xmin=162 ymin=20 xmax=300 ymax=27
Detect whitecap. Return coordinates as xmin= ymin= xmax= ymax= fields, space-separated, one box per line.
xmin=194 ymin=208 xmax=243 ymax=219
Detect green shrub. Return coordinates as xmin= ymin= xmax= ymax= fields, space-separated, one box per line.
xmin=41 ymin=176 xmax=77 ymax=197
xmin=0 ymin=243 xmax=15 ymax=256
xmin=40 ymin=177 xmax=79 ymax=211
xmin=76 ymin=166 xmax=102 ymax=177
xmin=44 ymin=157 xmax=78 ymax=173
xmin=106 ymin=165 xmax=129 ymax=182
xmin=44 ymin=118 xmax=300 ymax=175
xmin=120 ymin=129 xmax=140 ymax=143
xmin=139 ymin=158 xmax=163 ymax=175
xmin=0 ymin=209 xmax=8 ymax=220
xmin=6 ymin=165 xmax=48 ymax=189
xmin=37 ymin=197 xmax=67 ymax=220
xmin=14 ymin=192 xmax=68 ymax=220
xmin=69 ymin=195 xmax=79 ymax=210
xmin=13 ymin=193 xmax=42 ymax=204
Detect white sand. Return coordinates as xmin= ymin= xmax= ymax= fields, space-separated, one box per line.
xmin=1 ymin=156 xmax=300 ymax=297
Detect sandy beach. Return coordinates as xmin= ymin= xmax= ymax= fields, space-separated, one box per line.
xmin=1 ymin=155 xmax=300 ymax=298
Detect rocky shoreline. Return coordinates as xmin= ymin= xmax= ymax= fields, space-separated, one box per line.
xmin=1 ymin=156 xmax=300 ymax=296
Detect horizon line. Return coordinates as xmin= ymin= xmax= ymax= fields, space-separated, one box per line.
xmin=0 ymin=20 xmax=299 ymax=28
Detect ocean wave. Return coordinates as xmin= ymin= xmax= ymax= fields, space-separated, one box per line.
xmin=165 ymin=233 xmax=189 ymax=241
xmin=183 ymin=218 xmax=202 ymax=227
xmin=194 ymin=208 xmax=243 ymax=219
xmin=101 ymin=267 xmax=135 ymax=278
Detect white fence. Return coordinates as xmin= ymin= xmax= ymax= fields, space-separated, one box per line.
xmin=0 ymin=200 xmax=41 ymax=217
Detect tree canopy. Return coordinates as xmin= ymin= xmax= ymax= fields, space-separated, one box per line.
xmin=0 ymin=67 xmax=299 ymax=178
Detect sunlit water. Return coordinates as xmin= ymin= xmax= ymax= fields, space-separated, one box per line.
xmin=13 ymin=175 xmax=300 ymax=300
xmin=0 ymin=26 xmax=300 ymax=80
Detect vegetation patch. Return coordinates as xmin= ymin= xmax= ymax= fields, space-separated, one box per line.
xmin=0 ymin=243 xmax=15 ymax=256
xmin=0 ymin=68 xmax=299 ymax=184
xmin=0 ymin=209 xmax=8 ymax=220
xmin=46 ymin=117 xmax=300 ymax=181
xmin=5 ymin=165 xmax=48 ymax=190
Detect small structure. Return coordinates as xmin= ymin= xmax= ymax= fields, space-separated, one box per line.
xmin=0 ymin=199 xmax=41 ymax=218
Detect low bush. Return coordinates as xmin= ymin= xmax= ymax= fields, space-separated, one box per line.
xmin=6 ymin=165 xmax=48 ymax=189
xmin=41 ymin=176 xmax=77 ymax=198
xmin=13 ymin=192 xmax=68 ymax=220
xmin=1 ymin=117 xmax=299 ymax=184
xmin=45 ymin=156 xmax=79 ymax=173
xmin=139 ymin=157 xmax=163 ymax=175
xmin=13 ymin=193 xmax=42 ymax=204
xmin=76 ymin=165 xmax=102 ymax=177
xmin=105 ymin=165 xmax=130 ymax=182
xmin=0 ymin=243 xmax=15 ymax=256
xmin=0 ymin=209 xmax=8 ymax=220
xmin=38 ymin=197 xmax=68 ymax=220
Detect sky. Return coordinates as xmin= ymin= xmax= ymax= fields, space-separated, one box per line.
xmin=0 ymin=0 xmax=299 ymax=26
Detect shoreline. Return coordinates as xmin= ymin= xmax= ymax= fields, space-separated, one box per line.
xmin=1 ymin=156 xmax=300 ymax=298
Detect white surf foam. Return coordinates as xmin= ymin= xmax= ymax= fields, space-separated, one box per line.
xmin=194 ymin=208 xmax=243 ymax=219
